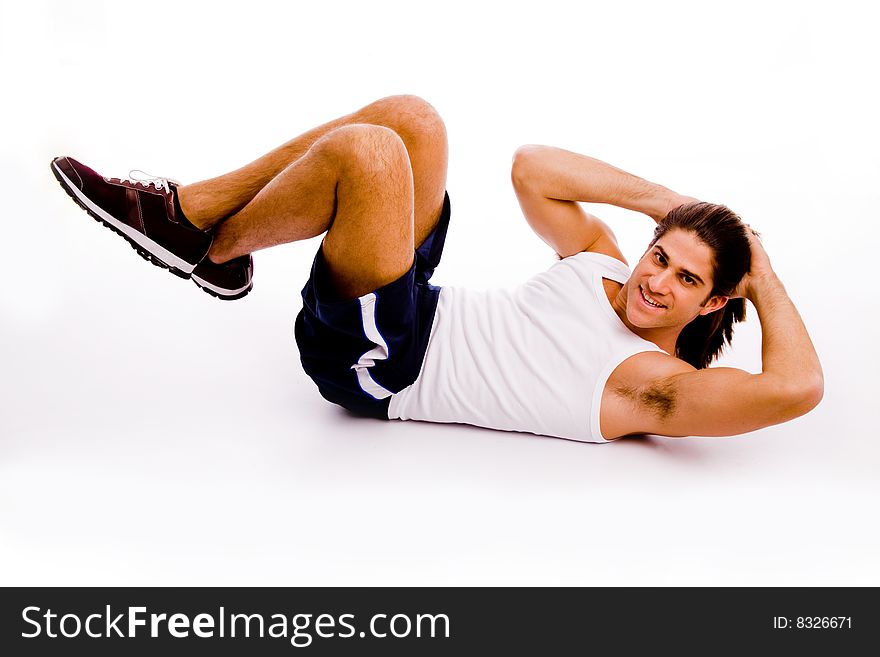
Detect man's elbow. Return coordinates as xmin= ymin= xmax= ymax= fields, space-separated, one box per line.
xmin=800 ymin=374 xmax=825 ymax=414
xmin=780 ymin=374 xmax=824 ymax=420
xmin=510 ymin=144 xmax=546 ymax=191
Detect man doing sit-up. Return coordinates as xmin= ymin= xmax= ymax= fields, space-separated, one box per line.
xmin=50 ymin=94 xmax=823 ymax=443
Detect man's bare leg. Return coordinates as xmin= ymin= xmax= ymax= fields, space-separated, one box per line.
xmin=176 ymin=95 xmax=448 ymax=262
xmin=191 ymin=121 xmax=420 ymax=300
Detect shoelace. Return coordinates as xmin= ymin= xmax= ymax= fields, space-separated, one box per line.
xmin=118 ymin=169 xmax=182 ymax=194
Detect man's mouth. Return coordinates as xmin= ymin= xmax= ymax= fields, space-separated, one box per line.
xmin=639 ymin=286 xmax=666 ymax=309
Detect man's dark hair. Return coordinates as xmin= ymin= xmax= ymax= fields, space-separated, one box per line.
xmin=651 ymin=202 xmax=751 ymax=370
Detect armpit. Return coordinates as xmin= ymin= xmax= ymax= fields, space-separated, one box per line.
xmin=615 ymin=381 xmax=677 ymax=420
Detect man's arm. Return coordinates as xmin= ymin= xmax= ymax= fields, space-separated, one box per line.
xmin=626 ymin=234 xmax=824 ymax=438
xmin=511 ymin=145 xmax=696 ymax=258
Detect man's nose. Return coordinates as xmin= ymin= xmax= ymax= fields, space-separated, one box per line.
xmin=648 ymin=270 xmax=673 ymax=294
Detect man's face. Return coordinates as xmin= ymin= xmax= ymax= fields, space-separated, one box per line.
xmin=625 ymin=228 xmax=728 ymax=330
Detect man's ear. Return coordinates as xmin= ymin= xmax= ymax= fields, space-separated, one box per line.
xmin=699 ymin=295 xmax=729 ymax=316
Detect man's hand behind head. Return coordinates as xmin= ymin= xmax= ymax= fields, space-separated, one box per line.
xmin=733 ymin=226 xmax=776 ymax=301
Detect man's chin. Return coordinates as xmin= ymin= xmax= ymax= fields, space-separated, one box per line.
xmin=627 ymin=305 xmax=676 ymax=331
xmin=626 ymin=309 xmax=656 ymax=329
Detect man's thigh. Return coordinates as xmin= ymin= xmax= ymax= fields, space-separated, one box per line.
xmin=354 ymin=94 xmax=449 ymax=250
xmin=319 ymin=124 xmax=419 ymax=301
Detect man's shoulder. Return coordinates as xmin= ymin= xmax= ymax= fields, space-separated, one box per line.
xmin=610 ymin=350 xmax=694 ymax=390
xmin=562 ymin=248 xmax=629 ymax=271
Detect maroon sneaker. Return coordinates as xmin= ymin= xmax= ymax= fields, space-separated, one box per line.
xmin=50 ymin=156 xmax=212 ymax=277
xmin=191 ymin=254 xmax=254 ymax=300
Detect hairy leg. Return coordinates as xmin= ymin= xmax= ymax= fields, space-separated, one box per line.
xmin=205 ymin=123 xmax=418 ymax=301
xmin=178 ymin=94 xmax=448 ymax=249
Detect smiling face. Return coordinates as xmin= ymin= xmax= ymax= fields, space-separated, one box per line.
xmin=624 ymin=228 xmax=729 ymax=331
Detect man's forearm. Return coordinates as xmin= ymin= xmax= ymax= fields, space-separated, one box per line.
xmin=749 ymin=274 xmax=824 ymax=411
xmin=512 ymin=145 xmax=689 ymax=222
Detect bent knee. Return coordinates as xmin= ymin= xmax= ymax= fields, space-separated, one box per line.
xmin=320 ymin=123 xmax=411 ymax=178
xmin=372 ymin=94 xmax=447 ymax=144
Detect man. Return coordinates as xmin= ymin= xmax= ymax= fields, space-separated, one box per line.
xmin=50 ymin=94 xmax=823 ymax=442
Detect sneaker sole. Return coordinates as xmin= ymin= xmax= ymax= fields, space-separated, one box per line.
xmin=191 ymin=274 xmax=253 ymax=300
xmin=51 ymin=158 xmax=197 ymax=278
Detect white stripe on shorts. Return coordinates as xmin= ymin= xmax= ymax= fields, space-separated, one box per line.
xmin=351 ymin=292 xmax=393 ymax=399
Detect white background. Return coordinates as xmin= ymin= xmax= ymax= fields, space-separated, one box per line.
xmin=1 ymin=0 xmax=878 ymax=585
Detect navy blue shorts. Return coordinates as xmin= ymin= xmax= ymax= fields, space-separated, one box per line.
xmin=294 ymin=191 xmax=451 ymax=419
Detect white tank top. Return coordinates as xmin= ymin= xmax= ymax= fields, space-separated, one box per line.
xmin=387 ymin=251 xmax=666 ymax=442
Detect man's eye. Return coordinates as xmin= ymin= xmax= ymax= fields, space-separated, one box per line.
xmin=682 ymin=275 xmax=694 ymax=285
xmin=654 ymin=252 xmax=665 ymax=264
